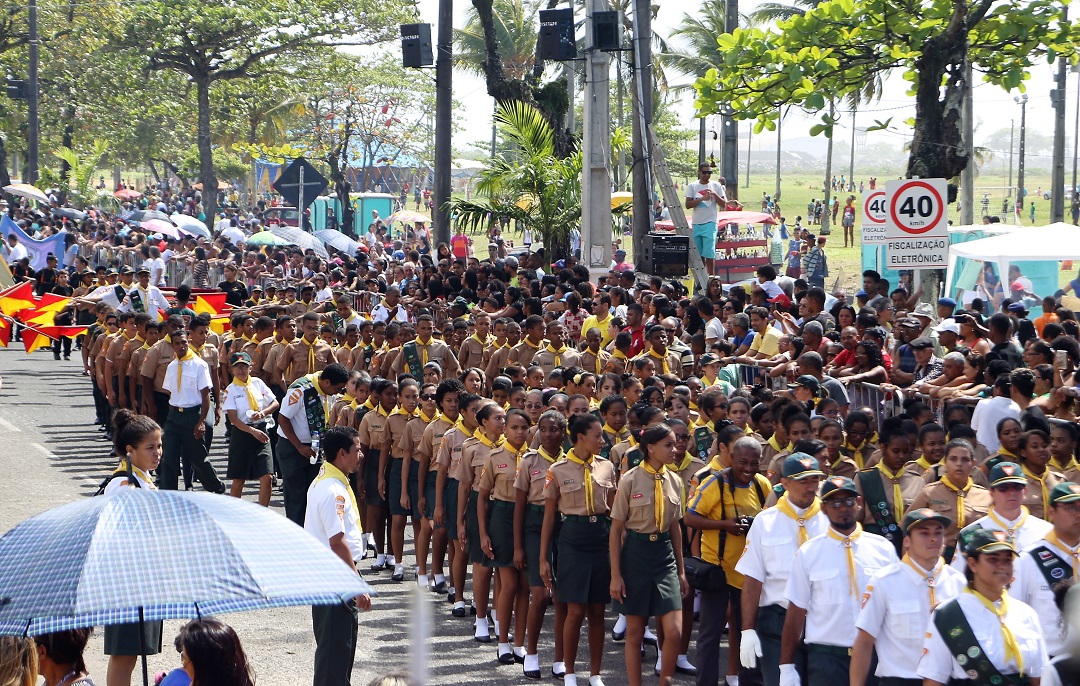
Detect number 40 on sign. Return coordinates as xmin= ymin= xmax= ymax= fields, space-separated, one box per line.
xmin=883 ymin=178 xmax=949 ymax=269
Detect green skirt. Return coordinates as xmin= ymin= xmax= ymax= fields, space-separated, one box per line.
xmin=388 ymin=458 xmax=421 ymax=518
xmin=484 ymin=500 xmax=516 ymax=568
xmin=556 ymin=517 xmax=611 ymax=605
xmin=442 ymin=476 xmax=459 ymax=538
xmin=363 ymin=448 xmax=385 ymax=507
xmin=226 ymin=422 xmax=273 ymax=480
xmin=524 ymin=504 xmax=546 ymax=588
xmin=465 ymin=491 xmax=488 ymax=564
xmin=423 ymin=468 xmax=438 ymax=519
xmin=612 ymin=532 xmax=681 ymax=617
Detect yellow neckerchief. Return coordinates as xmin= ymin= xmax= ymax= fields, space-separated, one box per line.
xmin=473 ymin=427 xmax=506 ymax=450
xmin=1022 ymin=464 xmax=1051 ymax=515
xmin=589 ymin=397 xmax=600 ymax=410
xmin=414 ymin=336 xmax=432 ymax=364
xmin=341 ymin=392 xmax=359 ymax=410
xmin=538 ymin=446 xmax=563 ymax=463
xmin=602 ymin=423 xmax=627 ymax=442
xmin=116 ymin=460 xmax=156 ymax=489
xmin=130 ymin=334 xmax=145 ymax=348
xmin=965 ymin=588 xmax=1024 ymax=674
xmin=373 ymin=402 xmax=391 ymax=419
xmin=312 ymin=459 xmax=362 ymax=533
xmin=1045 ymin=531 xmax=1080 ymax=581
xmin=273 ymin=333 xmax=283 ymax=344
xmin=565 ymin=447 xmax=596 ymax=514
xmin=743 ymin=424 xmax=755 ymax=435
xmin=250 ymin=295 xmax=262 ymax=305
xmin=235 ymin=374 xmax=261 ymax=412
xmin=455 ymin=418 xmax=470 ymax=436
xmin=340 ymin=342 xmax=356 ymax=352
xmin=141 ymin=341 xmax=152 ymax=351
xmin=121 ymin=330 xmax=135 ymax=341
xmin=301 ymin=336 xmax=319 ymax=371
xmin=433 ymin=411 xmax=457 ymax=428
xmin=826 ymin=523 xmax=863 ymax=596
xmin=941 ymin=475 xmax=974 ymax=529
xmin=418 ymin=409 xmax=435 ymax=424
xmin=997 ymin=447 xmax=1019 ymax=460
xmin=647 ymin=348 xmax=671 ymax=374
xmin=586 ymin=348 xmax=603 ymax=373
xmin=768 ymin=433 xmax=785 ymax=454
xmin=507 ymin=441 xmax=528 ymax=463
xmin=1052 ymin=456 xmax=1080 ymax=473
xmin=391 ymin=405 xmax=418 ymax=418
xmin=545 ymin=341 xmax=568 ymax=366
xmin=988 ymin=506 xmax=1029 ymax=540
xmin=303 ymin=372 xmax=334 ymax=425
xmin=241 ymin=334 xmax=258 ymax=346
xmin=175 ymin=346 xmax=196 ymax=388
xmin=842 ymin=440 xmax=868 ymax=469
xmin=876 ymin=462 xmax=906 ymax=524
xmin=627 ymin=433 xmax=639 ymax=448
xmin=902 ymin=554 xmax=943 ymax=606
xmin=915 ymin=456 xmax=934 ymax=472
xmin=362 ymin=398 xmax=376 ymax=411
xmin=642 ymin=460 xmax=668 ymax=531
xmin=696 ymin=415 xmax=713 ymax=430
xmin=471 ymin=332 xmax=492 ymax=347
xmin=776 ymin=494 xmax=822 ymax=545
xmin=612 ymin=349 xmax=628 ymax=361
xmin=676 ymin=452 xmax=695 ymax=471
xmin=523 ymin=336 xmax=542 ymax=350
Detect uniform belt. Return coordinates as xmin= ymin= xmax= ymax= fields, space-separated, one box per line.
xmin=172 ymin=405 xmax=201 ymax=413
xmin=626 ymin=530 xmax=670 ymax=542
xmin=526 ymin=503 xmax=546 ymax=514
xmin=492 ymin=500 xmax=516 ymax=510
xmin=561 ymin=514 xmax=610 ymax=524
xmin=806 ymin=643 xmax=852 ymax=657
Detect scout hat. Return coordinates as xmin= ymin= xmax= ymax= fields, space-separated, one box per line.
xmin=901 ymin=508 xmax=952 ymax=534
xmin=229 ymin=351 xmax=252 ymax=366
xmin=988 ymin=461 xmax=1027 ymax=488
xmin=819 ymin=476 xmax=859 ymax=500
xmin=1050 ymin=481 xmax=1080 ymax=504
xmin=959 ymin=527 xmax=1017 ymax=557
xmin=781 ymin=453 xmax=824 ymax=480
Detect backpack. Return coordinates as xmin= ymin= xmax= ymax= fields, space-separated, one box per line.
xmin=93 ymin=467 xmax=142 ymax=496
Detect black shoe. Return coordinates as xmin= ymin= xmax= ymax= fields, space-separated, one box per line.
xmin=447 ymin=591 xmax=456 ymax=603
xmin=470 ymin=605 xmax=477 ymax=616
xmin=391 ymin=571 xmax=404 ymax=582
xmin=611 ymin=629 xmax=625 ymax=642
xmin=523 ymin=666 xmax=541 ymax=679
xmin=53 ymin=354 xmax=60 ymax=360
xmin=451 ymin=605 xmax=467 ymax=617
xmin=369 ymin=561 xmax=387 ymax=572
xmin=64 ymin=355 xmax=70 ymax=361
xmin=497 ymin=648 xmax=514 ymax=664
xmin=551 ymin=666 xmax=566 ymax=679
xmin=474 ymin=630 xmax=492 ymax=644
xmin=514 ymin=651 xmax=525 ymax=665
xmin=433 ymin=580 xmax=447 ymax=594
xmin=675 ymin=664 xmax=698 ymax=676
xmin=642 ymin=634 xmax=658 ymax=647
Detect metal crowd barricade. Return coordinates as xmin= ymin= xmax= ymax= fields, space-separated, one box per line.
xmin=847 ymin=382 xmax=905 ymax=427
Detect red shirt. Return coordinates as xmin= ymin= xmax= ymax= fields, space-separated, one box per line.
xmin=624 ymin=325 xmax=645 ymax=357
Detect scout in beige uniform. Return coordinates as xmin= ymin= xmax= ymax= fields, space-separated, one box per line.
xmin=579 ymin=327 xmax=611 ymax=376
xmin=415 ymin=379 xmax=463 ymax=594
xmin=478 ymin=408 xmax=531 ymax=664
xmin=436 ymin=392 xmax=484 ymax=615
xmin=508 ymin=315 xmax=546 ymax=368
xmin=391 ymin=314 xmax=461 ymax=378
xmin=854 ymin=422 xmax=926 ymax=556
xmin=1017 ymin=428 xmax=1065 ymax=520
xmin=908 ymin=438 xmax=992 ymax=562
xmin=458 ymin=312 xmax=492 ymax=371
xmin=485 ymin=321 xmax=519 ymax=383
xmin=610 ymin=422 xmax=688 ymax=686
xmin=277 ymin=312 xmax=338 ymax=385
xmin=380 ymin=378 xmax=420 ymax=582
xmin=358 ymin=378 xmax=395 ymax=571
xmin=515 ymin=410 xmax=568 ymax=679
xmin=1048 ymin=422 xmax=1080 ymax=484
xmin=533 ymin=321 xmax=580 ymax=378
xmin=539 ymin=413 xmax=618 ymax=686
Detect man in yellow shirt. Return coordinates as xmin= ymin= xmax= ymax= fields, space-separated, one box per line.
xmin=580 ymin=293 xmax=614 ymax=347
xmin=744 ymin=306 xmax=782 ymax=359
xmin=685 ymin=436 xmax=772 ymax=686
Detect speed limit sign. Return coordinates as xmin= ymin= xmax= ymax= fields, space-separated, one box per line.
xmin=861 ymin=190 xmax=887 ymax=244
xmin=884 ymin=178 xmax=947 ymax=238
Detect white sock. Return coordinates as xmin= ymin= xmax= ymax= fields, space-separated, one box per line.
xmin=725 ymin=676 xmax=739 ymax=686
xmin=552 ymin=661 xmax=566 ymax=675
xmin=448 ymin=586 xmax=456 ymax=596
xmin=524 ymin=654 xmax=540 ymax=672
xmin=453 ymin=601 xmax=465 ymax=610
xmin=417 ymin=574 xmax=429 ymax=587
xmin=588 ymin=676 xmax=605 ymax=686
xmin=563 ymin=675 xmax=577 ymax=686
xmin=655 ymin=656 xmax=662 ymax=671
xmin=613 ymin=614 xmax=627 ymax=633
xmin=514 ymin=646 xmax=527 ymax=658
xmin=498 ymin=641 xmax=511 ymax=654
xmin=375 ymin=553 xmax=386 ymax=565
xmin=678 ymin=655 xmax=695 ymax=669
xmin=643 ymin=626 xmax=657 ymax=640
xmin=475 ymin=617 xmax=489 ymax=636
xmin=387 ymin=555 xmax=397 ymax=567
xmin=394 ymin=563 xmax=405 ymax=576
xmin=494 ymin=619 xmax=501 ymax=637
xmin=694 ymin=592 xmax=701 ymax=614
xmin=434 ymin=573 xmax=446 ymax=584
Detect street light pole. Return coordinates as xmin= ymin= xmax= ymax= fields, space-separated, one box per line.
xmin=1008 ymin=119 xmax=1014 ymax=205
xmin=1015 ymin=94 xmax=1028 ymax=221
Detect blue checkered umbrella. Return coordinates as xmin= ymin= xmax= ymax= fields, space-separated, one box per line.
xmin=0 ymin=487 xmax=373 ymax=636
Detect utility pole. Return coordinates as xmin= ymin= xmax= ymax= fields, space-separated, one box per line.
xmin=1052 ymin=17 xmax=1068 ymax=223
xmin=630 ymin=0 xmax=653 ymax=266
xmin=960 ymin=59 xmax=974 ymax=225
xmin=848 ymin=108 xmax=856 ymax=190
xmin=581 ymin=0 xmax=612 ymax=277
xmin=1015 ymin=94 xmax=1028 ymax=222
xmin=720 ymin=0 xmax=739 ymax=200
xmin=1008 ymin=119 xmax=1014 ymax=202
xmin=1072 ymin=67 xmax=1079 ymax=224
xmin=27 ymin=0 xmax=39 ymax=184
xmin=432 ymin=0 xmax=453 ymax=246
xmin=775 ymin=113 xmax=782 ymax=200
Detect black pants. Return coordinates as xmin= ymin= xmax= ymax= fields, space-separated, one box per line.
xmin=878 ymin=679 xmax=919 ymax=686
xmin=158 ymin=406 xmax=224 ymax=493
xmin=312 ymin=602 xmax=358 ymax=686
xmin=269 ymin=384 xmax=285 ymax=477
xmin=758 ymin=605 xmax=808 ymax=686
xmin=278 ymin=439 xmax=320 ymax=525
xmin=52 ymin=336 xmax=71 ymax=358
xmin=153 ymin=391 xmax=190 ymax=488
xmin=91 ymin=376 xmax=108 ymax=425
xmin=697 ymin=585 xmax=763 ymax=686
xmin=805 ymin=646 xmax=850 ymax=686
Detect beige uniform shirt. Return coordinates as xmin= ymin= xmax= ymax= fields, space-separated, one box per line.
xmin=908 ymin=479 xmax=992 ymax=548
xmin=515 ymin=449 xmax=561 ymax=505
xmin=1022 ymin=468 xmax=1065 ymax=520
xmin=262 ymin=341 xmax=290 ymax=388
xmin=436 ymin=425 xmax=470 ymax=477
xmin=579 ymin=349 xmax=611 ymax=376
xmin=106 ymin=334 xmax=131 ymax=374
xmin=457 ymin=335 xmax=488 ymax=371
xmin=191 ymin=343 xmax=219 ymax=395
xmin=632 ymin=349 xmax=682 ymax=377
xmin=532 ymin=347 xmax=581 ymax=377
xmin=381 ymin=412 xmax=412 ymax=458
xmin=478 ymin=444 xmax=527 ymax=502
xmin=507 ymin=339 xmax=543 ymax=368
xmin=128 ymin=344 xmax=150 ymax=380
xmin=402 ymin=414 xmax=433 ymax=460
xmin=391 ymin=339 xmax=461 ymax=377
xmin=673 ymin=455 xmax=707 ymax=499
xmin=854 ymin=466 xmax=926 ymax=527
xmin=140 ymin=338 xmax=175 ymax=392
xmin=610 ymin=465 xmax=684 ymax=535
xmin=418 ymin=416 xmax=455 ymax=472
xmin=357 ymin=407 xmax=389 ymax=453
xmin=485 ymin=345 xmax=513 ymax=379
xmin=277 ymin=337 xmax=338 ymax=385
xmin=456 ymin=437 xmax=495 ymax=490
xmin=542 ymin=456 xmax=618 ymax=516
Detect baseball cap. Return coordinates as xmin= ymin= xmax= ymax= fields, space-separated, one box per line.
xmin=1050 ymin=481 xmax=1080 ymax=504
xmin=700 ymin=353 xmax=720 ymax=366
xmin=932 ymin=318 xmax=960 ymax=335
xmin=119 ymin=265 xmax=134 ymax=275
xmin=1008 ymin=302 xmax=1027 ymax=313
xmin=789 ymin=375 xmax=821 ymax=395
xmin=901 ymin=508 xmax=952 ymax=534
xmin=898 ymin=317 xmax=922 ymax=329
xmin=768 ymin=293 xmax=793 ymax=308
xmin=229 ymin=351 xmax=252 ymax=366
xmin=960 ymin=527 xmax=1017 ymax=557
xmin=819 ymin=475 xmax=860 ymax=500
xmin=781 ymin=453 xmax=825 ymax=480
xmin=135 ymin=266 xmax=150 ymax=275
xmin=988 ymin=461 xmax=1028 ymax=488
xmin=908 ymin=336 xmax=934 ymax=350
xmin=614 ymin=249 xmax=626 ymax=257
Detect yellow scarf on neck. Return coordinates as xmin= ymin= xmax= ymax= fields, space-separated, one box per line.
xmin=941 ymin=476 xmax=973 ymax=529
xmin=473 ymin=427 xmax=506 ymax=450
xmin=301 ymin=336 xmax=319 ymax=371
xmin=1022 ymin=464 xmax=1051 ymax=515
xmin=566 ymin=447 xmax=596 ymax=514
xmin=587 ymin=349 xmax=603 ymax=373
xmin=175 ymin=346 xmax=196 ymax=389
xmin=313 ymin=459 xmax=362 ymax=533
xmin=965 ymin=588 xmax=1025 ymax=673
xmin=642 ymin=460 xmax=668 ymax=530
xmin=776 ymin=494 xmax=822 ymax=545
xmin=902 ymin=554 xmax=943 ymax=606
xmin=648 ymin=349 xmax=671 ymax=374
xmin=826 ymin=523 xmax=863 ymax=596
xmin=418 ymin=409 xmax=435 ymax=424
xmin=524 ymin=337 xmax=542 ymax=350
xmin=612 ymin=349 xmax=628 ymax=361
xmin=915 ymin=456 xmax=933 ymax=472
xmin=236 ymin=375 xmax=261 ymax=412
xmin=988 ymin=506 xmax=1029 ymax=539
xmin=876 ymin=462 xmax=906 ymax=524
xmin=545 ymin=341 xmax=567 ymax=366
xmin=391 ymin=406 xmax=418 ymax=418
xmin=414 ymin=337 xmax=432 ymax=364
xmin=304 ymin=372 xmax=334 ymax=425
xmin=538 ymin=446 xmax=563 ymax=463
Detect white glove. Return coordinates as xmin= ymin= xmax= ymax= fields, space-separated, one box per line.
xmin=740 ymin=629 xmax=763 ymax=669
xmin=778 ymin=663 xmax=801 ymax=686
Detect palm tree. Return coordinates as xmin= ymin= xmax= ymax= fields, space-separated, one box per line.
xmin=748 ymin=0 xmax=821 ymax=23
xmin=455 ymin=0 xmax=541 ymax=81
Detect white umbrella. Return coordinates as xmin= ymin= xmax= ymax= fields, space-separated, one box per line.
xmin=315 ymin=229 xmax=363 ymax=255
xmin=271 ymin=225 xmax=329 ymax=259
xmin=3 ymin=183 xmax=49 ymax=205
xmin=170 ymin=213 xmax=212 ymax=239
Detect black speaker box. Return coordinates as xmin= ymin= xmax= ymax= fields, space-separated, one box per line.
xmin=539 ymin=8 xmax=576 ymax=61
xmin=642 ymin=233 xmax=690 ymax=277
xmin=593 ymin=11 xmax=621 ymax=51
xmin=401 ymin=23 xmax=433 ymax=68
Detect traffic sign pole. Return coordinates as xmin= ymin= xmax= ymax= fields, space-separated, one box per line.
xmin=298 ymin=164 xmax=304 ymax=232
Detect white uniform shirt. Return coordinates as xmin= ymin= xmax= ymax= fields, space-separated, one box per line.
xmin=685 ymin=180 xmax=727 ymax=225
xmin=735 ymin=503 xmax=830 ymax=609
xmin=783 ymin=526 xmax=898 ymax=647
xmin=279 ymin=383 xmax=332 ymax=444
xmin=162 ymin=354 xmax=212 ymax=408
xmin=371 ymin=302 xmax=409 ymax=324
xmin=950 ymin=509 xmax=1053 ymax=591
xmin=119 ymin=285 xmax=171 ymax=322
xmin=304 ymin=468 xmax=365 ymax=562
xmin=918 ymin=592 xmax=1047 ymax=682
xmin=4 ymin=241 xmax=27 ymax=263
xmin=103 ymin=469 xmax=156 ymax=494
xmin=222 ymin=377 xmax=276 ymax=425
xmin=1016 ymin=536 xmax=1079 ymax=656
xmin=855 ymin=559 xmax=966 ymax=679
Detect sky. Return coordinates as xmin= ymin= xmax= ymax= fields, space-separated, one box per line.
xmin=411 ymin=0 xmax=1066 ymax=170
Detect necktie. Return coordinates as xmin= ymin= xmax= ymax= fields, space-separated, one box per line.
xmin=941 ymin=476 xmax=973 ymax=529
xmin=826 ymin=523 xmax=863 ymax=596
xmin=565 ymin=448 xmax=595 ymax=514
xmin=416 ymin=337 xmax=431 ymax=365
xmin=776 ymin=495 xmax=821 ymax=545
xmin=642 ymin=461 xmax=667 ymax=530
xmin=902 ymin=554 xmax=942 ymax=606
xmin=876 ymin=462 xmax=906 ymax=524
xmin=1046 ymin=531 xmax=1080 ymax=581
xmin=965 ymin=588 xmax=1025 ymax=673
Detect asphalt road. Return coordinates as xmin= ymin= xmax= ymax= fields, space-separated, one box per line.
xmin=0 ymin=347 xmax=728 ymax=686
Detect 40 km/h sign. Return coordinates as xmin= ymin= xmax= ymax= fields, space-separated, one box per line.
xmin=861 ymin=190 xmax=887 ymax=244
xmin=883 ymin=178 xmax=949 ymax=269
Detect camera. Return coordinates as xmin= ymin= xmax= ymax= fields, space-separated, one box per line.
xmin=735 ymin=515 xmax=755 ymax=535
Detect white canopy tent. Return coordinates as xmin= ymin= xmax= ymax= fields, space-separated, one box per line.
xmin=945 ymin=222 xmax=1080 ymax=295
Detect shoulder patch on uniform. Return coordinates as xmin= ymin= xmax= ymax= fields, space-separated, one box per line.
xmin=288 ymin=389 xmax=302 ymax=405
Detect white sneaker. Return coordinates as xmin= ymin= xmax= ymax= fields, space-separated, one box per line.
xmin=643 ymin=627 xmax=658 ymax=642
xmin=725 ymin=676 xmax=739 ymax=686
xmin=588 ymin=676 xmax=605 ymax=686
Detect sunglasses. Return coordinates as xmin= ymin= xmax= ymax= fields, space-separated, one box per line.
xmin=994 ymin=483 xmax=1026 ymax=492
xmin=421 ymin=394 xmax=436 ymax=400
xmin=825 ymin=496 xmax=858 ymax=509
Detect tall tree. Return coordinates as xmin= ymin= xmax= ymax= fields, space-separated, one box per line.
xmin=114 ymin=0 xmax=411 ymax=224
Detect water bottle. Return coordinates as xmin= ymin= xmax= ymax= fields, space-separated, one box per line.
xmin=310 ymin=431 xmax=320 ymax=465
